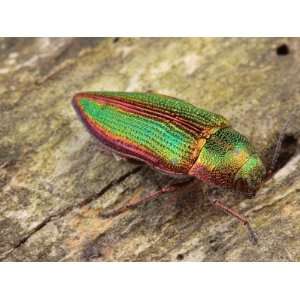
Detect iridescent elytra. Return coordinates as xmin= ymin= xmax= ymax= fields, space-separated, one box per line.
xmin=72 ymin=91 xmax=267 ymax=244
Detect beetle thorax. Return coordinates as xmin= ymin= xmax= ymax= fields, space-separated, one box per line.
xmin=188 ymin=127 xmax=265 ymax=194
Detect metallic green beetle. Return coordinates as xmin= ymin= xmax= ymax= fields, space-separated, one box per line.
xmin=72 ymin=91 xmax=267 ymax=243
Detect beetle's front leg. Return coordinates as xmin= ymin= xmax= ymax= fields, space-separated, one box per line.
xmin=208 ymin=196 xmax=258 ymax=245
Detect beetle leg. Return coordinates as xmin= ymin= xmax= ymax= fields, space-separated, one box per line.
xmin=100 ymin=178 xmax=194 ymax=218
xmin=209 ymin=198 xmax=258 ymax=245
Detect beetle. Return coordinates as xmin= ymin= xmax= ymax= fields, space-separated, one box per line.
xmin=72 ymin=91 xmax=268 ymax=244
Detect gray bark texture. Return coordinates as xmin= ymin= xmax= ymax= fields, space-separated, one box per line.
xmin=0 ymin=38 xmax=299 ymax=261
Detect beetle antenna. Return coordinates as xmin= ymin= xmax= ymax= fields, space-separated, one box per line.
xmin=268 ymin=111 xmax=292 ymax=178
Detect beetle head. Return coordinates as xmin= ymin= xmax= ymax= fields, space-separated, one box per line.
xmin=234 ymin=154 xmax=266 ymax=197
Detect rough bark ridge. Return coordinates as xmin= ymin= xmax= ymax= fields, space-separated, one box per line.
xmin=0 ymin=38 xmax=299 ymax=261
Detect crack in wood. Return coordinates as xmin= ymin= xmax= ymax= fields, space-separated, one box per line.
xmin=0 ymin=166 xmax=142 ymax=261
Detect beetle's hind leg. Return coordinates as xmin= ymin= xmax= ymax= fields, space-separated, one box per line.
xmin=208 ymin=196 xmax=258 ymax=245
xmin=100 ymin=178 xmax=194 ymax=218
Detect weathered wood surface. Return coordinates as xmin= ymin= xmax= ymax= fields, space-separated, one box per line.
xmin=0 ymin=38 xmax=299 ymax=261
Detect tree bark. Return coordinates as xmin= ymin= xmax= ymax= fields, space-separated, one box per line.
xmin=0 ymin=38 xmax=299 ymax=261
